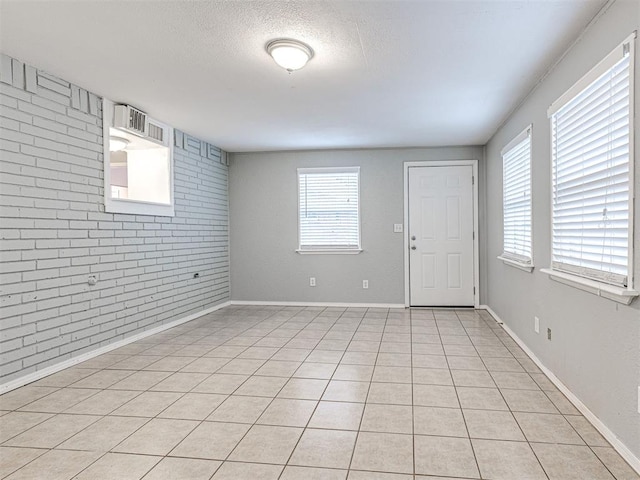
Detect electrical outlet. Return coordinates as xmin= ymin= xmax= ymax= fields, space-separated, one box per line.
xmin=309 ymin=277 xmax=316 ymax=287
xmin=547 ymin=328 xmax=552 ymax=340
xmin=393 ymin=224 xmax=403 ymax=233
xmin=534 ymin=316 xmax=540 ymax=334
xmin=363 ymin=280 xmax=369 ymax=289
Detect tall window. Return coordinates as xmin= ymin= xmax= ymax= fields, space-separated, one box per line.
xmin=500 ymin=126 xmax=533 ymax=270
xmin=298 ymin=167 xmax=361 ymax=253
xmin=547 ymin=35 xmax=634 ymax=290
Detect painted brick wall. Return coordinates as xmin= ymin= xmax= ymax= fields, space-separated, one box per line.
xmin=0 ymin=54 xmax=230 ymax=384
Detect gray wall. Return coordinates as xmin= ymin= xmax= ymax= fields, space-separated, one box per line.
xmin=0 ymin=56 xmax=230 ymax=384
xmin=484 ymin=0 xmax=640 ymax=458
xmin=229 ymin=146 xmax=484 ymax=305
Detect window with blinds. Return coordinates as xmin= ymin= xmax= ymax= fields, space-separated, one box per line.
xmin=298 ymin=167 xmax=361 ymax=252
xmin=500 ymin=126 xmax=533 ymax=268
xmin=548 ymin=35 xmax=634 ymax=288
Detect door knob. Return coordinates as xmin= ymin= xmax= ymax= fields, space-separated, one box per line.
xmin=411 ymin=235 xmax=416 ymax=241
xmin=411 ymin=245 xmax=417 ymax=250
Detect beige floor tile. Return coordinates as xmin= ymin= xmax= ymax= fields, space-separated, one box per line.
xmin=349 ymin=472 xmax=412 ymax=480
xmin=144 ymin=356 xmax=198 ymax=372
xmin=192 ymin=373 xmax=249 ymax=394
xmin=217 ymin=358 xmax=266 ymax=374
xmin=463 ymin=409 xmax=525 ymax=441
xmin=446 ymin=356 xmax=486 ymax=370
xmin=57 ymin=415 xmax=148 ymax=451
xmin=257 ymin=398 xmax=318 ymax=427
xmin=179 ymin=357 xmax=230 ymax=373
xmin=234 ymin=375 xmax=287 ymax=397
xmin=501 ymin=388 xmax=559 ymax=413
xmin=4 ymin=413 xmax=100 ymax=448
xmin=4 ymin=449 xmax=101 ymax=480
xmin=544 ymin=390 xmax=581 ymax=415
xmin=412 ymin=368 xmax=453 ymax=386
xmin=0 ymin=411 xmax=53 ymax=443
xmin=306 ymin=350 xmax=343 ymax=363
xmin=456 ymin=386 xmax=508 ymax=411
xmin=157 ymin=392 xmax=226 ymax=420
xmin=413 ymin=384 xmax=459 ymax=408
xmin=33 ymin=368 xmax=98 ymax=388
xmin=361 ymin=403 xmax=412 ymax=434
xmin=113 ymin=418 xmax=198 ymax=455
xmin=75 ymin=452 xmax=161 ymax=480
xmin=341 ymin=352 xmax=378 ymax=365
xmin=514 ymin=412 xmax=585 ymax=444
xmin=206 ymin=345 xmax=247 ymax=357
xmin=376 ymin=353 xmax=411 ymax=367
xmin=0 ymin=386 xmax=59 ymax=410
xmin=0 ymin=447 xmax=46 ymax=479
xmin=309 ymin=401 xmax=365 ymax=430
xmin=149 ymin=372 xmax=209 ymax=392
xmin=228 ymin=424 xmax=303 ymax=464
xmin=531 ymin=443 xmax=615 ymax=480
xmin=212 ymin=461 xmax=283 ymax=479
xmin=143 ymin=457 xmax=222 ymax=480
xmin=414 ymin=406 xmax=467 ymax=437
xmin=334 ymin=364 xmax=374 ymax=382
xmin=110 ymin=391 xmax=182 ymax=417
xmin=451 ymin=369 xmax=495 ymax=387
xmin=372 ymin=366 xmax=412 ymax=383
xmin=444 ymin=345 xmax=478 ymax=356
xmin=17 ymin=387 xmax=97 ymax=413
xmin=108 ymin=355 xmax=163 ymax=370
xmin=279 ymin=378 xmax=329 ymax=400
xmin=238 ymin=346 xmax=280 ymax=359
xmin=592 ymin=446 xmax=640 ymax=480
xmin=367 ymin=382 xmax=412 ymax=405
xmin=483 ymin=356 xmax=526 ymax=372
xmin=565 ymin=415 xmax=609 ymax=446
xmin=170 ymin=421 xmax=250 ymax=459
xmin=322 ymin=380 xmax=369 ymax=402
xmin=255 ymin=360 xmax=302 ymax=377
xmin=414 ymin=435 xmax=479 ymax=478
xmin=351 ymin=431 xmax=413 ymax=474
xmin=207 ymin=395 xmax=271 ymax=423
xmin=290 ymin=428 xmax=357 ymax=469
xmin=272 ymin=348 xmax=313 ymax=361
xmin=294 ymin=362 xmax=338 ymax=379
xmin=412 ymin=343 xmax=445 ymax=355
xmin=472 ymin=439 xmax=546 ymax=480
xmin=64 ymin=389 xmax=139 ymax=415
xmin=70 ymin=369 xmax=134 ymax=389
xmin=282 ymin=465 xmax=347 ymax=480
xmin=108 ymin=371 xmax=171 ymax=390
xmin=491 ymin=371 xmax=539 ymax=390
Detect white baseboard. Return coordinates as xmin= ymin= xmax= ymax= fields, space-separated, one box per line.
xmin=0 ymin=301 xmax=231 ymax=394
xmin=479 ymin=304 xmax=640 ymax=475
xmin=231 ymin=300 xmax=406 ymax=309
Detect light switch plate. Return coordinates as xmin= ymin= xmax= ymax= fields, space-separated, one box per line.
xmin=393 ymin=224 xmax=403 ymax=233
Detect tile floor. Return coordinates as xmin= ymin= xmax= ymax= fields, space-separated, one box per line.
xmin=1 ymin=305 xmax=638 ymax=480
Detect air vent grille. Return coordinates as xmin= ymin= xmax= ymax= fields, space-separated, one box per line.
xmin=129 ymin=109 xmax=146 ymax=134
xmin=148 ymin=123 xmax=164 ymax=143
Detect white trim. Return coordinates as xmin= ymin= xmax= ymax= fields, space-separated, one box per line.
xmin=403 ymin=160 xmax=480 ymax=308
xmin=497 ymin=255 xmax=535 ymax=273
xmin=540 ymin=268 xmax=638 ymax=305
xmin=0 ymin=301 xmax=231 ymax=394
xmin=231 ymin=300 xmax=406 ymax=309
xmin=548 ymin=32 xmax=636 ymax=117
xmin=296 ymin=249 xmax=362 ymax=255
xmin=479 ymin=304 xmax=640 ymax=476
xmin=500 ymin=124 xmax=531 ymax=156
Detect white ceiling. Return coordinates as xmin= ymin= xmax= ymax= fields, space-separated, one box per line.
xmin=0 ymin=0 xmax=606 ymax=152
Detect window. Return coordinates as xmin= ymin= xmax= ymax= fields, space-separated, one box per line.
xmin=543 ymin=34 xmax=637 ymax=303
xmin=499 ymin=126 xmax=533 ymax=271
xmin=103 ymin=99 xmax=174 ymax=217
xmin=297 ymin=167 xmax=361 ymax=253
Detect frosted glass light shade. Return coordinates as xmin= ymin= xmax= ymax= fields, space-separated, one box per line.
xmin=109 ymin=136 xmax=129 ymax=152
xmin=266 ymin=39 xmax=314 ymax=71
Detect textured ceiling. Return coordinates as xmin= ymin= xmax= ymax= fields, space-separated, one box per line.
xmin=0 ymin=0 xmax=606 ymax=152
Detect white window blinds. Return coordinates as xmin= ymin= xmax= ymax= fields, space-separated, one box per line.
xmin=298 ymin=167 xmax=360 ymax=251
xmin=548 ymin=36 xmax=634 ymax=287
xmin=501 ymin=127 xmax=532 ymax=265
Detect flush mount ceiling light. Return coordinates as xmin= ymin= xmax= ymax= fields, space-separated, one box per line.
xmin=109 ymin=136 xmax=129 ymax=152
xmin=266 ymin=39 xmax=314 ymax=72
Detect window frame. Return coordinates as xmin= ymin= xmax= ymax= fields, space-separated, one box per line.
xmin=541 ymin=33 xmax=638 ymax=304
xmin=102 ymin=98 xmax=175 ymax=217
xmin=498 ymin=125 xmax=534 ymax=272
xmin=296 ymin=166 xmax=362 ymax=255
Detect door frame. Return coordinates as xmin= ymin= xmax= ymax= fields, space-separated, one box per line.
xmin=403 ymin=160 xmax=480 ymax=308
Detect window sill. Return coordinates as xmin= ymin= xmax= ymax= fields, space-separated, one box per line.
xmin=540 ymin=268 xmax=638 ymax=305
xmin=296 ymin=249 xmax=363 ymax=255
xmin=498 ymin=255 xmax=534 ymax=272
xmin=105 ymin=198 xmax=175 ymax=217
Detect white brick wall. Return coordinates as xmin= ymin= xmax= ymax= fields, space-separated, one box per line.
xmin=0 ymin=54 xmax=230 ymax=383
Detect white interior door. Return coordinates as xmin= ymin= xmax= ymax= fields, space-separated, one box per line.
xmin=408 ymin=165 xmax=475 ymax=306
